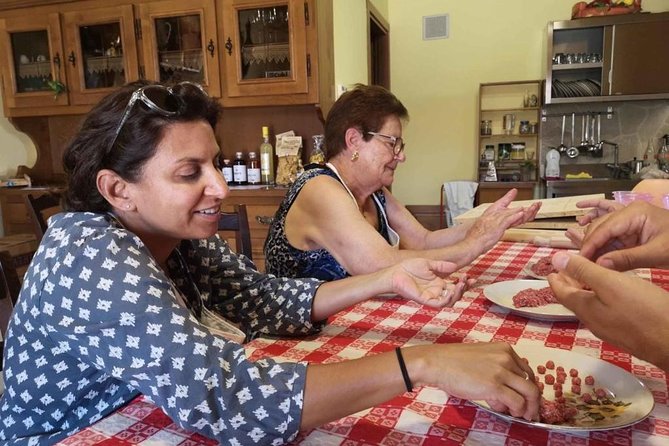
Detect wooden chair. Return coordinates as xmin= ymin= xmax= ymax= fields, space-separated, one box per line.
xmin=218 ymin=204 xmax=253 ymax=259
xmin=0 ymin=247 xmax=32 ymax=306
xmin=0 ymin=252 xmax=16 ymax=375
xmin=25 ymin=192 xmax=63 ymax=240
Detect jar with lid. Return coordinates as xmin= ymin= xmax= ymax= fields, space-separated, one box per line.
xmin=247 ymin=152 xmax=261 ymax=184
xmin=519 ymin=120 xmax=530 ymax=134
xmin=480 ymin=120 xmax=492 ymax=136
xmin=484 ymin=144 xmax=495 ymax=161
xmin=221 ymin=158 xmax=233 ymax=183
xmin=510 ymin=142 xmax=526 ymax=160
xmin=232 ymin=151 xmax=247 ymax=185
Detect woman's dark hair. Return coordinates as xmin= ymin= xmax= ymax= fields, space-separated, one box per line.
xmin=62 ymin=80 xmax=222 ymax=212
xmin=324 ymin=84 xmax=408 ymax=160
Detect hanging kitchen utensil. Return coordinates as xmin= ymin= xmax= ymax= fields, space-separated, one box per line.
xmin=566 ymin=112 xmax=579 ymax=158
xmin=557 ymin=115 xmax=567 ymax=153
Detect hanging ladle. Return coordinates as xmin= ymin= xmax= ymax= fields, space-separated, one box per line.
xmin=566 ymin=112 xmax=579 ymax=158
xmin=556 ymin=114 xmax=568 ymax=153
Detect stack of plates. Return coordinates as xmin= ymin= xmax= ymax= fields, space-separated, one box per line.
xmin=552 ymin=79 xmax=601 ymax=98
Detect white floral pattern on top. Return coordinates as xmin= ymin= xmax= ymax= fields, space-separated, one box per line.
xmin=0 ymin=212 xmax=323 ymax=445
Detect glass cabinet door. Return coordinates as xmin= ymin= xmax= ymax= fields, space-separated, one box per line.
xmin=139 ymin=0 xmax=221 ymax=97
xmin=222 ymin=0 xmax=309 ymax=98
xmin=0 ymin=13 xmax=69 ymax=108
xmin=62 ymin=5 xmax=139 ymax=106
xmin=238 ymin=5 xmax=291 ymax=81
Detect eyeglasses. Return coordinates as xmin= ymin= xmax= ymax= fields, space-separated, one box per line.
xmin=367 ymin=131 xmax=405 ymax=155
xmin=108 ymin=81 xmax=207 ymax=152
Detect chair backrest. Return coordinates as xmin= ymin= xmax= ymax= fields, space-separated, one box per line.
xmin=218 ymin=204 xmax=252 ymax=259
xmin=0 ymin=252 xmax=16 ymax=373
xmin=25 ymin=192 xmax=63 ymax=240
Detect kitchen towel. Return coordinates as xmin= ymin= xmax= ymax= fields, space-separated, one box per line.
xmin=443 ymin=181 xmax=478 ymax=227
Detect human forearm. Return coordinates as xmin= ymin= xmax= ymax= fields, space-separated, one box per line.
xmin=311 ymin=268 xmax=389 ymax=320
xmin=301 ymin=350 xmax=412 ymax=429
xmin=301 ymin=342 xmax=540 ymax=429
xmin=423 ymin=220 xmax=474 ymax=248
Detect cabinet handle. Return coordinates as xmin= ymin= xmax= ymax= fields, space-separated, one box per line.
xmin=256 ymin=215 xmax=274 ymax=225
xmin=225 ymin=37 xmax=233 ymax=55
xmin=207 ymin=39 xmax=215 ymax=57
xmin=53 ymin=52 xmax=61 ymax=69
xmin=67 ymin=51 xmax=76 ymax=67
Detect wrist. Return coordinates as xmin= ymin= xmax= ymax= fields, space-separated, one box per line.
xmin=400 ymin=345 xmax=430 ymax=389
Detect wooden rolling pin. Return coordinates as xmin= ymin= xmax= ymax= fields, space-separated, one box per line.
xmin=502 ymin=228 xmax=576 ymax=249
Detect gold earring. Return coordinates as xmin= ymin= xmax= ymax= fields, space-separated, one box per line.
xmin=351 ymin=151 xmax=359 ymax=162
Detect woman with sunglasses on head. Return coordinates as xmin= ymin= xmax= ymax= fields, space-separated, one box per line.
xmin=264 ymin=84 xmax=541 ymax=281
xmin=0 ymin=80 xmax=539 ymax=445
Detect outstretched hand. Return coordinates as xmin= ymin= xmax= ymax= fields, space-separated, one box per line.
xmin=390 ymin=258 xmax=471 ymax=308
xmin=466 ymin=189 xmax=542 ymax=254
xmin=574 ymin=198 xmax=623 ymax=226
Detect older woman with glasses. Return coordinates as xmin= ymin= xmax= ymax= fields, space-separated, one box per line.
xmin=264 ymin=84 xmax=540 ymax=281
xmin=0 ymin=80 xmax=540 ymax=444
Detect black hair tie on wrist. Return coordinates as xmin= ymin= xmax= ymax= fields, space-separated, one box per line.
xmin=395 ymin=347 xmax=413 ymax=392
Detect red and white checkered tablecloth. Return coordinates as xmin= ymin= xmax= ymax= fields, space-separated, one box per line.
xmin=58 ymin=242 xmax=669 ymax=445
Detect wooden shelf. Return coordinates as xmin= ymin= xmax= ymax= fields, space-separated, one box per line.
xmin=552 ymin=62 xmax=602 ymax=71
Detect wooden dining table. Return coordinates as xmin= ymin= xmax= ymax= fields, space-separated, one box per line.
xmin=57 ymin=241 xmax=669 ymax=445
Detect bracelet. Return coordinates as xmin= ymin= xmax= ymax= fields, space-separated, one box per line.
xmin=395 ymin=347 xmax=413 ymax=392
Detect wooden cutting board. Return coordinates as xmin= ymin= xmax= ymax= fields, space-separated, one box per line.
xmin=454 ymin=193 xmax=605 ymax=224
xmin=516 ymin=217 xmax=579 ymax=229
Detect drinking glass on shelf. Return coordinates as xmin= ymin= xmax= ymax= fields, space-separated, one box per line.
xmin=525 ymin=151 xmax=535 ymax=160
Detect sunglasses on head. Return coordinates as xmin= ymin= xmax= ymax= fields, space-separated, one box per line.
xmin=108 ymin=81 xmax=208 ymax=152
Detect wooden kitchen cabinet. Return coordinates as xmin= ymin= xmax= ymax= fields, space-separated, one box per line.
xmin=137 ymin=0 xmax=221 ymax=97
xmin=545 ymin=12 xmax=669 ymax=104
xmin=0 ymin=0 xmax=333 ymax=115
xmin=0 ymin=3 xmax=140 ymax=116
xmin=217 ymin=0 xmax=321 ymax=107
xmin=219 ymin=187 xmax=286 ymax=272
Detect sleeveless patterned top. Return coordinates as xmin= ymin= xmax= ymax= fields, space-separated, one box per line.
xmin=264 ymin=165 xmax=394 ymax=280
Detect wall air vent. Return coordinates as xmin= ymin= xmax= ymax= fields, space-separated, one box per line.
xmin=423 ymin=14 xmax=449 ymax=40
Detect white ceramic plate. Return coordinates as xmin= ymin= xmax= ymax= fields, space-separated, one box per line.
xmin=483 ymin=279 xmax=577 ymax=321
xmin=473 ymin=344 xmax=655 ymax=431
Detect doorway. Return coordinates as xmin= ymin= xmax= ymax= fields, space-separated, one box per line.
xmin=367 ymin=2 xmax=389 ymax=89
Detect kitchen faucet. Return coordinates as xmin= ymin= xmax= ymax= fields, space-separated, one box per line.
xmin=597 ymin=140 xmax=630 ymax=178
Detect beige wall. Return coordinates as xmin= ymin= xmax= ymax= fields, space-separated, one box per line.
xmin=389 ymin=0 xmax=668 ymax=204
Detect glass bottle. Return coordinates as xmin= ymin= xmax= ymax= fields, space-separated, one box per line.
xmin=643 ymin=140 xmax=656 ymax=168
xmin=247 ymin=152 xmax=261 ymax=184
xmin=658 ymin=138 xmax=669 ymax=173
xmin=232 ymin=151 xmax=247 ymax=185
xmin=260 ymin=126 xmax=275 ymax=185
xmin=221 ymin=158 xmax=233 ymax=183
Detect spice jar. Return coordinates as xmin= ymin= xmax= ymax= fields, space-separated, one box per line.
xmin=519 ymin=120 xmax=530 ymax=134
xmin=510 ymin=142 xmax=526 ymax=160
xmin=480 ymin=120 xmax=492 ymax=136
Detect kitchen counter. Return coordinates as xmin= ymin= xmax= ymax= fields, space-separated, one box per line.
xmin=476 ymin=181 xmax=537 ymax=204
xmin=544 ymin=177 xmax=641 ymax=199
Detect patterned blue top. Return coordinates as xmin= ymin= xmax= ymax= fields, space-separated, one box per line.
xmin=0 ymin=212 xmax=323 ymax=445
xmin=264 ymin=166 xmax=392 ymax=280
